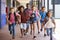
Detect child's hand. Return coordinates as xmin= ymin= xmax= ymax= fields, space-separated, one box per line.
xmin=9 ymin=22 xmax=12 ymax=24
xmin=32 ymin=15 xmax=34 ymax=17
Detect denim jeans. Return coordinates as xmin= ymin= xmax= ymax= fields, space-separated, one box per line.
xmin=8 ymin=23 xmax=16 ymax=37
xmin=47 ymin=28 xmax=52 ymax=40
xmin=27 ymin=20 xmax=30 ymax=27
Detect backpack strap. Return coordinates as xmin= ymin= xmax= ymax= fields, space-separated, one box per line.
xmin=8 ymin=13 xmax=11 ymax=20
xmin=14 ymin=12 xmax=17 ymax=22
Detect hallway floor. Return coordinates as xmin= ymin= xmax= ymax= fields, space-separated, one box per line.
xmin=0 ymin=19 xmax=60 ymax=40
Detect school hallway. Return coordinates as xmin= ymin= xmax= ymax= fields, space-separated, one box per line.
xmin=0 ymin=19 xmax=60 ymax=40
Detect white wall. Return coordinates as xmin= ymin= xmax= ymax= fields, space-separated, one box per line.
xmin=45 ymin=0 xmax=60 ymax=18
xmin=45 ymin=0 xmax=47 ymax=12
xmin=55 ymin=5 xmax=60 ymax=18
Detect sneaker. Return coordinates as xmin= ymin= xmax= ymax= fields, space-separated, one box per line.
xmin=44 ymin=34 xmax=46 ymax=37
xmin=38 ymin=31 xmax=40 ymax=34
xmin=24 ymin=32 xmax=26 ymax=35
xmin=12 ymin=36 xmax=15 ymax=39
xmin=33 ymin=36 xmax=36 ymax=39
xmin=40 ymin=29 xmax=43 ymax=31
xmin=10 ymin=31 xmax=12 ymax=34
xmin=24 ymin=33 xmax=29 ymax=35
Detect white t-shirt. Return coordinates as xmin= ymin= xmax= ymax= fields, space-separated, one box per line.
xmin=44 ymin=18 xmax=55 ymax=28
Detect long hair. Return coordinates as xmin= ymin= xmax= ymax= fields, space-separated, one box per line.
xmin=18 ymin=5 xmax=24 ymax=11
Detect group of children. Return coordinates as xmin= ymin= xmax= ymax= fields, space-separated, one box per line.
xmin=8 ymin=3 xmax=56 ymax=40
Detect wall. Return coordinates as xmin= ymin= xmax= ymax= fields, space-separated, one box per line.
xmin=1 ymin=0 xmax=6 ymax=29
xmin=45 ymin=0 xmax=60 ymax=18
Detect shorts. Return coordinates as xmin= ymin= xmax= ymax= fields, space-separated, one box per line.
xmin=20 ymin=23 xmax=27 ymax=30
xmin=36 ymin=16 xmax=40 ymax=21
xmin=30 ymin=19 xmax=37 ymax=24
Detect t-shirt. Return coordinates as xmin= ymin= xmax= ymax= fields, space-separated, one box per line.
xmin=44 ymin=18 xmax=54 ymax=28
xmin=19 ymin=12 xmax=27 ymax=23
xmin=9 ymin=12 xmax=17 ymax=22
xmin=24 ymin=8 xmax=32 ymax=21
xmin=44 ymin=17 xmax=55 ymax=28
xmin=30 ymin=11 xmax=37 ymax=21
xmin=10 ymin=13 xmax=15 ymax=23
xmin=40 ymin=11 xmax=46 ymax=22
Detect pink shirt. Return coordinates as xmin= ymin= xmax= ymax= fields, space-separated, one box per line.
xmin=35 ymin=10 xmax=39 ymax=17
xmin=10 ymin=13 xmax=15 ymax=23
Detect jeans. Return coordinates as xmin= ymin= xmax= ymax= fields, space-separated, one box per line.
xmin=26 ymin=21 xmax=30 ymax=33
xmin=47 ymin=28 xmax=52 ymax=40
xmin=8 ymin=23 xmax=16 ymax=37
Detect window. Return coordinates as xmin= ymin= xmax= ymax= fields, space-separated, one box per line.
xmin=33 ymin=1 xmax=38 ymax=7
xmin=52 ymin=0 xmax=60 ymax=4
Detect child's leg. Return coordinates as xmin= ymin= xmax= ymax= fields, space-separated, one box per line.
xmin=25 ymin=22 xmax=29 ymax=33
xmin=30 ymin=24 xmax=33 ymax=35
xmin=47 ymin=28 xmax=49 ymax=36
xmin=23 ymin=23 xmax=27 ymax=35
xmin=50 ymin=28 xmax=53 ymax=40
xmin=37 ymin=20 xmax=41 ymax=34
xmin=40 ymin=22 xmax=43 ymax=31
xmin=33 ymin=22 xmax=37 ymax=38
xmin=20 ymin=23 xmax=24 ymax=37
xmin=44 ymin=28 xmax=47 ymax=36
xmin=9 ymin=24 xmax=12 ymax=34
xmin=12 ymin=23 xmax=15 ymax=39
xmin=9 ymin=24 xmax=11 ymax=31
xmin=20 ymin=29 xmax=23 ymax=37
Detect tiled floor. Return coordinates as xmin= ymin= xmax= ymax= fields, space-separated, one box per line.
xmin=0 ymin=19 xmax=60 ymax=40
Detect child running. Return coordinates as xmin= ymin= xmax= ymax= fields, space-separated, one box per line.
xmin=8 ymin=7 xmax=17 ymax=39
xmin=43 ymin=11 xmax=56 ymax=40
xmin=30 ymin=5 xmax=38 ymax=39
xmin=18 ymin=6 xmax=27 ymax=38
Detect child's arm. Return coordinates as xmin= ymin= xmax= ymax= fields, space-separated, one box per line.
xmin=52 ymin=18 xmax=56 ymax=28
xmin=38 ymin=12 xmax=41 ymax=19
xmin=42 ymin=18 xmax=47 ymax=26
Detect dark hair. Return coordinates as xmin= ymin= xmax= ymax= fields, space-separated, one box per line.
xmin=18 ymin=6 xmax=24 ymax=11
xmin=26 ymin=3 xmax=30 ymax=7
xmin=46 ymin=10 xmax=51 ymax=17
xmin=31 ymin=5 xmax=35 ymax=8
xmin=42 ymin=6 xmax=45 ymax=9
xmin=10 ymin=7 xmax=14 ymax=11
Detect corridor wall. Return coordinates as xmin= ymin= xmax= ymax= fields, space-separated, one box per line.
xmin=0 ymin=0 xmax=6 ymax=29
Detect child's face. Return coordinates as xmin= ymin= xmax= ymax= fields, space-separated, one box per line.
xmin=27 ymin=5 xmax=30 ymax=9
xmin=42 ymin=8 xmax=45 ymax=12
xmin=20 ymin=8 xmax=24 ymax=12
xmin=11 ymin=9 xmax=14 ymax=13
xmin=32 ymin=7 xmax=36 ymax=11
xmin=48 ymin=12 xmax=52 ymax=17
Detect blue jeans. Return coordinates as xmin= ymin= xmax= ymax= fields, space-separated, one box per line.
xmin=27 ymin=21 xmax=30 ymax=27
xmin=9 ymin=23 xmax=15 ymax=37
xmin=47 ymin=28 xmax=52 ymax=40
xmin=26 ymin=21 xmax=30 ymax=33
